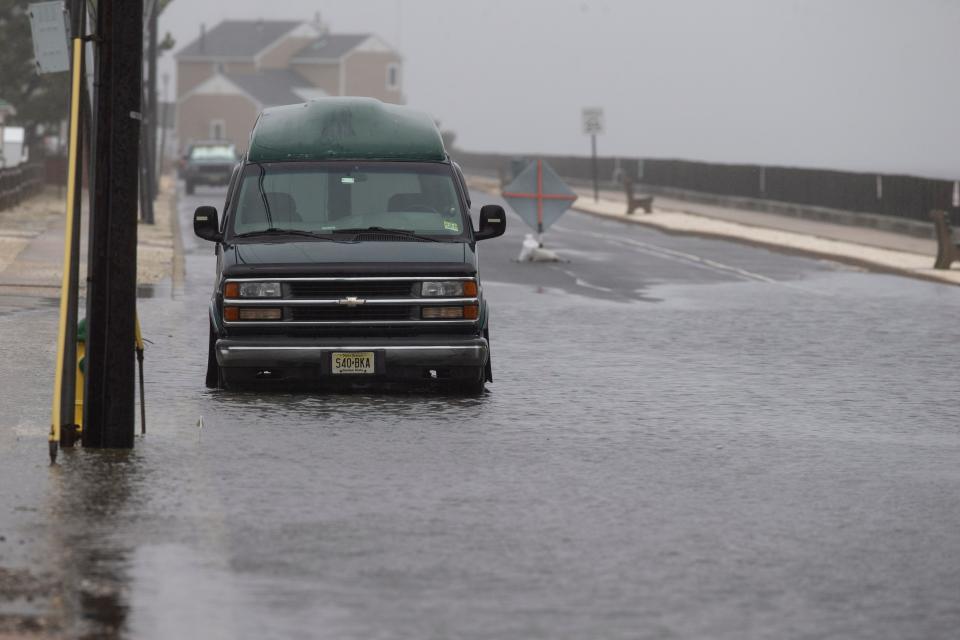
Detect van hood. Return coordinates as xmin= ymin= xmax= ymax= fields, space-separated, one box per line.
xmin=221 ymin=240 xmax=476 ymax=277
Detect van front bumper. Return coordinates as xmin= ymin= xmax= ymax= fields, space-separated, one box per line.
xmin=215 ymin=335 xmax=488 ymax=372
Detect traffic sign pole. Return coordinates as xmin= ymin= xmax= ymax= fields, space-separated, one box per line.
xmin=581 ymin=107 xmax=604 ymax=203
xmin=537 ymin=159 xmax=544 ymax=239
xmin=591 ymin=134 xmax=598 ymax=203
xmin=60 ymin=0 xmax=86 ymax=448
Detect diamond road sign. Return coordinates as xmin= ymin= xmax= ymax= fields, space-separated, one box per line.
xmin=28 ymin=1 xmax=70 ymax=74
xmin=501 ymin=160 xmax=578 ymax=235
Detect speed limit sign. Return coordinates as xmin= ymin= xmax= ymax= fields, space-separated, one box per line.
xmin=582 ymin=107 xmax=605 ymax=136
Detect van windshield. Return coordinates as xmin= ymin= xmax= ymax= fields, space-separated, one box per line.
xmin=228 ymin=162 xmax=469 ymax=241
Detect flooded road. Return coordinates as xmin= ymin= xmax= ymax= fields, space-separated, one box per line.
xmin=3 ymin=184 xmax=960 ymax=639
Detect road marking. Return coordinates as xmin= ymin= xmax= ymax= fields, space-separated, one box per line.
xmin=617 ymin=236 xmax=779 ymax=283
xmin=557 ymin=269 xmax=615 ymax=293
xmin=553 ymin=223 xmax=829 ymax=296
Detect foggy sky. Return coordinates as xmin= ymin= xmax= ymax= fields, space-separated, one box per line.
xmin=160 ymin=0 xmax=960 ymax=180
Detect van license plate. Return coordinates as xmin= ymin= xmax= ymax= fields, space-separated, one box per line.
xmin=331 ymin=352 xmax=375 ymax=375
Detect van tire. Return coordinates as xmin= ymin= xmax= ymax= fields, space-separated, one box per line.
xmin=205 ymin=323 xmax=223 ymax=389
xmin=484 ymin=328 xmax=493 ymax=382
xmin=457 ymin=366 xmax=486 ymax=396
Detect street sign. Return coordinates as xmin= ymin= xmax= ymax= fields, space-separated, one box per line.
xmin=502 ymin=159 xmax=578 ymax=236
xmin=28 ymin=1 xmax=70 ymax=74
xmin=582 ymin=107 xmax=605 ymax=200
xmin=582 ymin=107 xmax=605 ymax=136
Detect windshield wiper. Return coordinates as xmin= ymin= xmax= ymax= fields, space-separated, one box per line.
xmin=254 ymin=162 xmax=274 ymax=229
xmin=331 ymin=227 xmax=440 ymax=242
xmin=231 ymin=228 xmax=339 ymax=241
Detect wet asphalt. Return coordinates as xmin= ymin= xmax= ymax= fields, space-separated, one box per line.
xmin=2 ymin=184 xmax=960 ymax=639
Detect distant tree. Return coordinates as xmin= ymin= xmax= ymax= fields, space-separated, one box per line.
xmin=157 ymin=0 xmax=176 ymax=53
xmin=0 ymin=0 xmax=70 ymax=150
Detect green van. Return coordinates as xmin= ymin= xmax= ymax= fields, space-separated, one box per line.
xmin=193 ymin=98 xmax=506 ymax=394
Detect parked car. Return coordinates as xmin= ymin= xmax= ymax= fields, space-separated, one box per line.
xmin=182 ymin=141 xmax=237 ymax=194
xmin=192 ymin=98 xmax=506 ymax=394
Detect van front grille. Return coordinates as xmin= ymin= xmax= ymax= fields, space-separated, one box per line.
xmin=289 ymin=306 xmax=416 ymax=322
xmin=286 ymin=281 xmax=416 ymax=299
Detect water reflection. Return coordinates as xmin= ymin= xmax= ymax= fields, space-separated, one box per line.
xmin=201 ymin=387 xmax=489 ymax=433
xmin=47 ymin=450 xmax=141 ymax=638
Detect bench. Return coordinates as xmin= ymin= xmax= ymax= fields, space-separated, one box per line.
xmin=623 ymin=175 xmax=654 ymax=214
xmin=930 ymin=210 xmax=960 ymax=269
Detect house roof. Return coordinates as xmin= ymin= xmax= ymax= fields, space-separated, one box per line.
xmin=177 ymin=20 xmax=303 ymax=59
xmin=291 ymin=34 xmax=371 ymax=61
xmin=224 ymin=69 xmax=324 ymax=107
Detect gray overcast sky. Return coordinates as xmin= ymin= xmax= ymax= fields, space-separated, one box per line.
xmin=160 ymin=0 xmax=960 ymax=179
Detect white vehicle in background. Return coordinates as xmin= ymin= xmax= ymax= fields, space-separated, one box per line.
xmin=0 ymin=126 xmax=26 ymax=169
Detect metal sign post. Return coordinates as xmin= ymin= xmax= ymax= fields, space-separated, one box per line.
xmin=39 ymin=0 xmax=85 ymax=461
xmin=582 ymin=107 xmax=605 ymax=202
xmin=48 ymin=25 xmax=84 ymax=463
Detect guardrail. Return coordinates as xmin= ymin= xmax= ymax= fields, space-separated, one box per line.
xmin=453 ymin=151 xmax=957 ymax=228
xmin=0 ymin=162 xmax=45 ymax=212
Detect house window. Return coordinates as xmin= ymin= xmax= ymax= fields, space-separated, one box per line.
xmin=386 ymin=63 xmax=401 ymax=91
xmin=209 ymin=119 xmax=226 ymax=140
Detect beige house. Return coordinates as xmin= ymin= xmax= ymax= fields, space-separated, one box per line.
xmin=175 ymin=18 xmax=404 ymax=153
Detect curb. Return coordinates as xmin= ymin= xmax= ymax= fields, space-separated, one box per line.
xmin=168 ymin=178 xmax=185 ymax=289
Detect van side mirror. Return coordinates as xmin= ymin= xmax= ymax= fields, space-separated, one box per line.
xmin=194 ymin=206 xmax=222 ymax=242
xmin=475 ymin=204 xmax=506 ymax=240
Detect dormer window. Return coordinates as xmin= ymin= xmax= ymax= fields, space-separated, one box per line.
xmin=386 ymin=63 xmax=400 ymax=91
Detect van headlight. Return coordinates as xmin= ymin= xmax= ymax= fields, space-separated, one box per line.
xmin=420 ymin=281 xmax=477 ymax=297
xmin=224 ymin=281 xmax=282 ymax=298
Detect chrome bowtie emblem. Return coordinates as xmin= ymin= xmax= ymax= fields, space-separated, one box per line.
xmin=338 ymin=296 xmax=366 ymax=307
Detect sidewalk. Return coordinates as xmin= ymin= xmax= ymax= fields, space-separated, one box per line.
xmin=0 ymin=177 xmax=178 ymax=304
xmin=467 ymin=175 xmax=960 ymax=286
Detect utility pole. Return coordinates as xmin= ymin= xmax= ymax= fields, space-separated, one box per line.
xmin=158 ymin=73 xmax=169 ymax=180
xmin=82 ymin=0 xmax=142 ymax=449
xmin=143 ymin=0 xmax=158 ymax=222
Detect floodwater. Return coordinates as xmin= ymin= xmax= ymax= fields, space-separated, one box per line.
xmin=2 ymin=186 xmax=960 ymax=639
